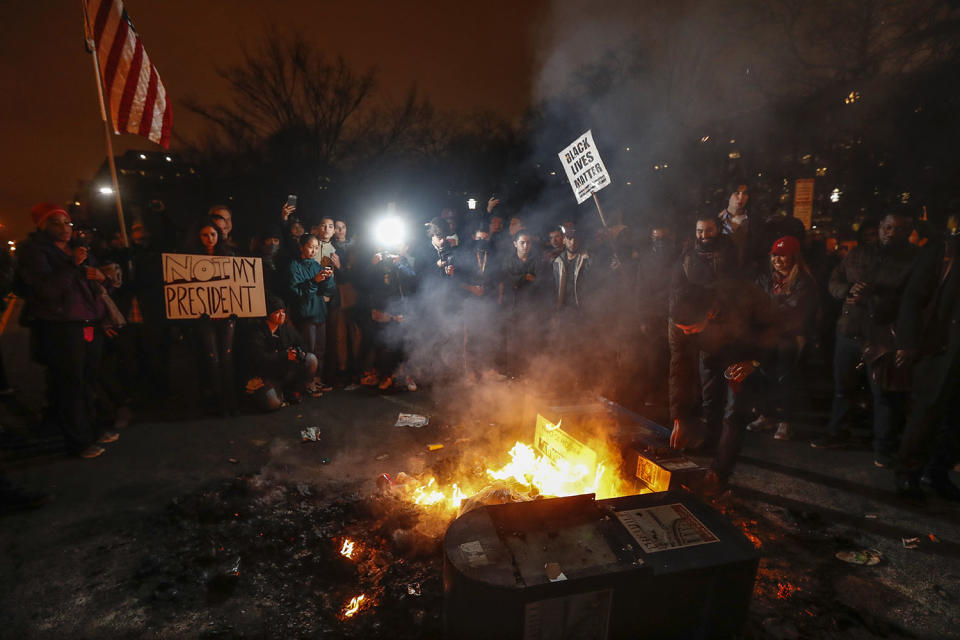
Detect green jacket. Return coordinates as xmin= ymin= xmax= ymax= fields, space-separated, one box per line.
xmin=287 ymin=257 xmax=335 ymax=323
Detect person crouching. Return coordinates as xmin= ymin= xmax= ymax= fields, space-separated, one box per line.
xmin=239 ymin=296 xmax=319 ymax=410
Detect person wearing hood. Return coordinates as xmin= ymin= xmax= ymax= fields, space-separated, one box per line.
xmin=15 ymin=203 xmax=119 ymax=458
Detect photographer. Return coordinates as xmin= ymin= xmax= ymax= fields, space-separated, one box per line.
xmin=359 ymin=244 xmax=416 ymax=390
xmin=239 ymin=296 xmax=319 ymax=410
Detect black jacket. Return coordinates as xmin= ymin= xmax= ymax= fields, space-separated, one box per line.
xmin=240 ymin=319 xmax=305 ymax=382
xmin=668 ymin=280 xmax=781 ymax=422
xmin=896 ymin=238 xmax=960 ymax=355
xmin=500 ymin=252 xmax=548 ymax=308
xmin=755 ymin=266 xmax=819 ymax=339
xmin=828 ymin=242 xmax=918 ymax=342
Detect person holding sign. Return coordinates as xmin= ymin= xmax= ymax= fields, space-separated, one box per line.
xmin=287 ymin=234 xmax=336 ymax=391
xmin=184 ymin=217 xmax=238 ymax=415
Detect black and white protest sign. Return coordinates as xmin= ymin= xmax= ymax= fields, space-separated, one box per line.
xmin=162 ymin=253 xmax=266 ymax=319
xmin=558 ymin=130 xmax=611 ymax=204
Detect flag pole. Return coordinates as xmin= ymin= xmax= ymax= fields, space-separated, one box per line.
xmin=81 ymin=0 xmax=130 ymax=248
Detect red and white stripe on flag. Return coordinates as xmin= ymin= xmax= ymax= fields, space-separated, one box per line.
xmin=87 ymin=0 xmax=172 ymax=148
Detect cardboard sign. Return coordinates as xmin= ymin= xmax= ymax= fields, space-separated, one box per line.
xmin=534 ymin=414 xmax=598 ymax=472
xmin=558 ymin=130 xmax=611 ymax=204
xmin=162 ymin=253 xmax=266 ymax=319
xmin=793 ymin=178 xmax=815 ymax=229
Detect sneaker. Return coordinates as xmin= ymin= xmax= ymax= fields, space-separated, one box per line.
xmin=378 ymin=376 xmax=393 ymax=391
xmin=747 ymin=415 xmax=772 ymax=432
xmin=810 ymin=433 xmax=851 ymax=449
xmin=405 ymin=376 xmax=418 ymax=392
xmin=96 ymin=431 xmax=120 ymax=444
xmin=773 ymin=422 xmax=792 ymax=440
xmin=78 ymin=445 xmax=105 ymax=459
xmin=360 ymin=372 xmax=379 ymax=386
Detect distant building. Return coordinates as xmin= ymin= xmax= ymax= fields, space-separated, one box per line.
xmin=74 ymin=149 xmax=202 ymax=236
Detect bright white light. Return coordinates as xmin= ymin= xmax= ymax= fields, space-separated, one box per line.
xmin=6 ymin=241 xmax=13 ymax=245
xmin=139 ymin=154 xmax=147 ymax=160
xmin=372 ymin=215 xmax=406 ymax=250
xmin=98 ymin=186 xmax=114 ymax=195
xmin=830 ymin=188 xmax=841 ymax=203
xmin=467 ymin=198 xmax=477 ymax=210
xmin=165 ymin=156 xmax=172 ymax=162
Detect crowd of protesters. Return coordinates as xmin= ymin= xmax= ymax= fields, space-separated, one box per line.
xmin=2 ymin=180 xmax=958 ymax=511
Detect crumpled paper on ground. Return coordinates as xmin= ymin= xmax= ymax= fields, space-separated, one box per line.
xmin=395 ymin=413 xmax=429 ymax=428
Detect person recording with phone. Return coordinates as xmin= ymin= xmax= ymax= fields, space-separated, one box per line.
xmin=286 ymin=234 xmax=336 ymax=392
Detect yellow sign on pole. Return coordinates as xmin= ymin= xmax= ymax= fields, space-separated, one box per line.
xmin=793 ymin=178 xmax=815 ymax=229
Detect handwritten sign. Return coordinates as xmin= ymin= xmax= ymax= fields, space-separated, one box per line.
xmin=162 ymin=253 xmax=266 ymax=319
xmin=558 ymin=130 xmax=612 ymax=204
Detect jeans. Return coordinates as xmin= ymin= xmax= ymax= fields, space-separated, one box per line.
xmin=38 ymin=322 xmax=104 ymax=454
xmin=296 ymin=321 xmax=326 ymax=379
xmin=700 ymin=353 xmax=726 ymax=447
xmin=827 ymin=334 xmax=906 ymax=455
xmin=712 ymin=370 xmax=762 ymax=482
xmin=195 ymin=317 xmax=237 ymax=412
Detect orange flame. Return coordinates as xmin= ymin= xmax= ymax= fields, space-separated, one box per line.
xmin=340 ymin=539 xmax=355 ymax=559
xmin=343 ymin=594 xmax=365 ymax=618
xmin=397 ymin=426 xmax=625 ymax=515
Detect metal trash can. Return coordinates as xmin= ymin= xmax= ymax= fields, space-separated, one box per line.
xmin=443 ymin=491 xmax=758 ymax=639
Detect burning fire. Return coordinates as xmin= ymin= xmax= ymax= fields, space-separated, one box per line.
xmin=394 ymin=416 xmax=626 ymax=515
xmin=340 ymin=539 xmax=355 ymax=559
xmin=343 ymin=594 xmax=365 ymax=618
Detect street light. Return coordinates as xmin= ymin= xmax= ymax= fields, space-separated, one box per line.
xmin=98 ymin=186 xmax=114 ymax=196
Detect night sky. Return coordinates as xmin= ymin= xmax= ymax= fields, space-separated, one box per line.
xmin=0 ymin=0 xmax=551 ymax=240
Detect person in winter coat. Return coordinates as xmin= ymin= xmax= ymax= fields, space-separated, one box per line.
xmin=183 ymin=217 xmax=238 ymax=415
xmin=668 ymin=279 xmax=781 ymax=490
xmin=15 ymin=203 xmax=118 ymax=458
xmin=286 ymin=233 xmax=336 ymax=389
xmin=750 ymin=236 xmax=819 ymax=440
xmin=239 ymin=296 xmax=319 ymax=410
xmin=811 ymin=213 xmax=918 ymax=468
xmin=893 ymin=234 xmax=960 ymax=501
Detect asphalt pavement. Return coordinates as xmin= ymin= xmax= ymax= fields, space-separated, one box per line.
xmin=1 ymin=312 xmax=958 ymax=639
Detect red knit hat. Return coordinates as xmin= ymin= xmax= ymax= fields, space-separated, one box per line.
xmin=30 ymin=202 xmax=70 ymax=228
xmin=770 ymin=235 xmax=801 ymax=256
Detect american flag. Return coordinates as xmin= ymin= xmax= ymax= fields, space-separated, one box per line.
xmin=86 ymin=0 xmax=172 ymax=148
